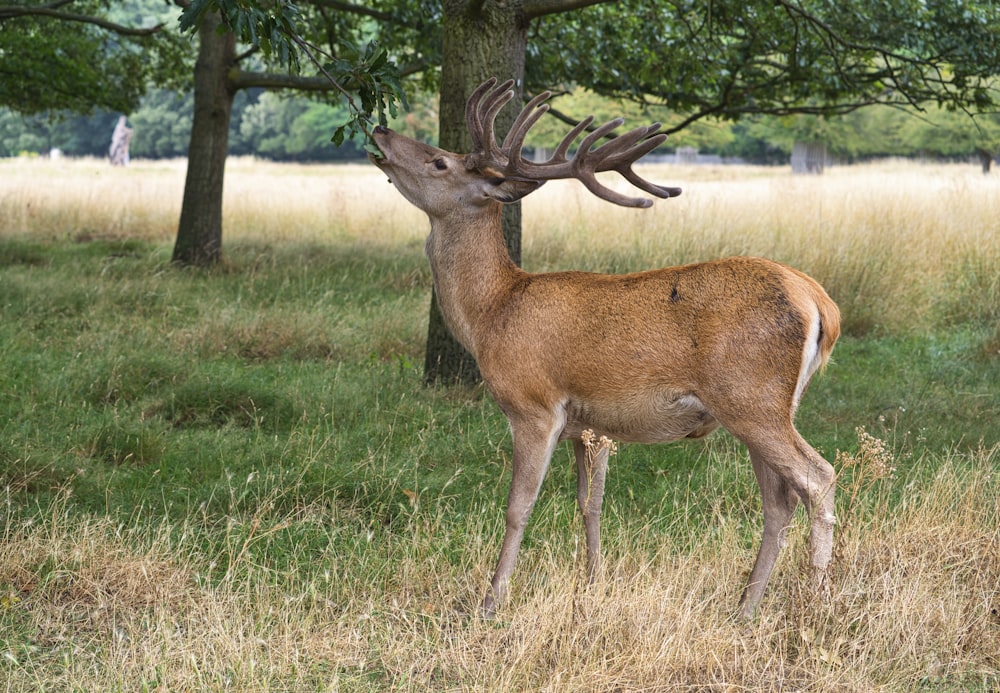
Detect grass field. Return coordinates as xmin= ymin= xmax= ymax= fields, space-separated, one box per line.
xmin=1 ymin=157 xmax=998 ymax=690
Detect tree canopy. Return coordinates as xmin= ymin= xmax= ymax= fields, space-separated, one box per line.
xmin=526 ymin=0 xmax=1000 ymax=129
xmin=0 ymin=0 xmax=188 ymax=114
xmin=5 ymin=0 xmax=1000 ymax=158
xmin=4 ymin=0 xmax=1000 ymax=382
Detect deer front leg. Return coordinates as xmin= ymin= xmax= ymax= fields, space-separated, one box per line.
xmin=481 ymin=411 xmax=564 ymax=617
xmin=573 ymin=437 xmax=609 ymax=583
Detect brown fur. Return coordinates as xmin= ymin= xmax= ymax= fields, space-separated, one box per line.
xmin=370 ymin=108 xmax=840 ymax=618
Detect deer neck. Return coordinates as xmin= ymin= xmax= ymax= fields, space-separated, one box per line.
xmin=425 ymin=204 xmax=521 ymax=358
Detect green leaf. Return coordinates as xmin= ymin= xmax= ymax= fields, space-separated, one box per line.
xmin=178 ymin=0 xmax=213 ymax=33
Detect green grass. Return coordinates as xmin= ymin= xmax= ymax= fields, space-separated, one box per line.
xmin=2 ymin=235 xmax=994 ymax=519
xmin=0 ymin=159 xmax=998 ymax=690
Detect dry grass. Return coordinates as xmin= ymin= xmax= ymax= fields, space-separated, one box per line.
xmin=521 ymin=160 xmax=1000 ymax=335
xmin=4 ymin=155 xmax=996 ymax=336
xmin=2 ymin=441 xmax=997 ymax=691
xmin=0 ymin=159 xmax=1000 ymax=333
xmin=0 ymin=156 xmax=424 ymax=247
xmin=2 ymin=156 xmax=998 ymax=690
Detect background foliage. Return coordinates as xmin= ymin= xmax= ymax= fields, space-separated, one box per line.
xmin=3 ymin=88 xmax=998 ymax=164
xmin=3 ymin=0 xmax=1000 ymax=163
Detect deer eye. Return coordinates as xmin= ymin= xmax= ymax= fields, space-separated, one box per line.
xmin=432 ymin=158 xmax=448 ymax=171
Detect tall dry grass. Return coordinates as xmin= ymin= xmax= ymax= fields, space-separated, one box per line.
xmin=1 ymin=442 xmax=997 ymax=690
xmin=3 ymin=156 xmax=997 ymax=335
xmin=520 ymin=160 xmax=1000 ymax=335
xmin=0 ymin=156 xmax=424 ymax=248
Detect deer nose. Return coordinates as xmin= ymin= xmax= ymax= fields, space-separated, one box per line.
xmin=373 ymin=125 xmax=390 ymax=135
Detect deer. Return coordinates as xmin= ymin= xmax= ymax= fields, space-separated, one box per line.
xmin=368 ymin=77 xmax=840 ymax=619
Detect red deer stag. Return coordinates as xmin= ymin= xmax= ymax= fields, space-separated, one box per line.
xmin=369 ymin=78 xmax=840 ymax=618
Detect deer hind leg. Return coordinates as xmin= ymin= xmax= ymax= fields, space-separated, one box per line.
xmin=481 ymin=409 xmax=565 ymax=618
xmin=740 ymin=451 xmax=800 ymax=617
xmin=573 ymin=437 xmax=610 ymax=583
xmin=739 ymin=434 xmax=836 ymax=618
xmin=799 ymin=435 xmax=837 ymax=594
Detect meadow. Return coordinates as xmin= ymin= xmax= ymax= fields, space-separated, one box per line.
xmin=0 ymin=156 xmax=998 ymax=691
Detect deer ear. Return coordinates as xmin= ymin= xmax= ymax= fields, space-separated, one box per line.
xmin=483 ymin=177 xmax=545 ymax=203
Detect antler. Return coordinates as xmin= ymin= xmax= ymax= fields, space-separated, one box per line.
xmin=465 ymin=78 xmax=682 ymax=208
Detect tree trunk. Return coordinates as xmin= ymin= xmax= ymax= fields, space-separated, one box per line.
xmin=975 ymin=147 xmax=993 ymax=174
xmin=108 ymin=115 xmax=132 ymax=166
xmin=171 ymin=12 xmax=236 ymax=266
xmin=424 ymin=0 xmax=528 ymax=385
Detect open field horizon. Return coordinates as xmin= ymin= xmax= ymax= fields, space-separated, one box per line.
xmin=4 ymin=155 xmax=999 ymax=335
xmin=1 ymin=157 xmax=998 ymax=690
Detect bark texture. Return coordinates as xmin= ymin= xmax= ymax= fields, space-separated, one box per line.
xmin=171 ymin=12 xmax=236 ymax=266
xmin=424 ymin=0 xmax=529 ymax=385
xmin=975 ymin=147 xmax=994 ymax=174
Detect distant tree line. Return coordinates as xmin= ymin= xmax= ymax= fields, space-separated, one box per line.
xmin=517 ymin=89 xmax=1000 ymax=167
xmin=4 ymin=87 xmax=997 ymax=167
xmin=0 ymin=89 xmax=364 ymax=161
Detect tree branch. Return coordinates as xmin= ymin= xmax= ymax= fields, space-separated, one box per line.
xmin=229 ymin=57 xmax=431 ymax=93
xmin=772 ymin=0 xmax=939 ymax=67
xmin=307 ymin=0 xmax=393 ymax=21
xmin=229 ymin=70 xmax=336 ymax=93
xmin=523 ymin=0 xmax=613 ymax=21
xmin=0 ymin=5 xmax=163 ymax=35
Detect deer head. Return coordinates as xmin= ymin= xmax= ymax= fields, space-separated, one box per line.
xmin=370 ymin=78 xmax=682 ymax=217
